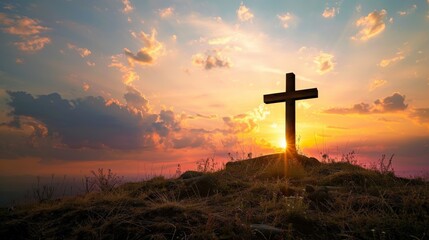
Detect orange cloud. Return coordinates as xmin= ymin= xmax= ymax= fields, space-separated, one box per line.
xmin=237 ymin=3 xmax=254 ymax=22
xmin=0 ymin=13 xmax=51 ymax=52
xmin=109 ymin=54 xmax=139 ymax=86
xmin=67 ymin=43 xmax=91 ymax=57
xmin=14 ymin=36 xmax=51 ymax=52
xmin=409 ymin=108 xmax=429 ymax=126
xmin=126 ymin=29 xmax=164 ymax=66
xmin=222 ymin=105 xmax=269 ymax=133
xmin=353 ymin=9 xmax=387 ymax=41
xmin=82 ymin=82 xmax=90 ymax=91
xmin=379 ymin=51 xmax=404 ymax=67
xmin=369 ymin=79 xmax=387 ymax=91
xmin=322 ymin=7 xmax=337 ymax=18
xmin=0 ymin=14 xmax=49 ymax=36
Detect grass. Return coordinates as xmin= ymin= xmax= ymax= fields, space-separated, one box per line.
xmin=1 ymin=153 xmax=428 ymax=239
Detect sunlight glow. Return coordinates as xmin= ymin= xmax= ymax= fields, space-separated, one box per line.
xmin=279 ymin=138 xmax=287 ymax=149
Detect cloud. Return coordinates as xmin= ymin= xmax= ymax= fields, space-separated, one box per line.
xmin=324 ymin=92 xmax=408 ymax=114
xmin=222 ymin=104 xmax=269 ymax=133
xmin=277 ymin=13 xmax=293 ymax=28
xmin=208 ymin=36 xmax=233 ymax=45
xmin=237 ymin=3 xmax=254 ymax=22
xmin=0 ymin=13 xmax=51 ymax=52
xmin=122 ymin=0 xmax=133 ymax=13
xmin=159 ymin=7 xmax=174 ymax=18
xmin=322 ymin=7 xmax=337 ymax=18
xmin=0 ymin=14 xmax=49 ymax=36
xmin=124 ymin=85 xmax=150 ymax=112
xmin=82 ymin=82 xmax=90 ymax=91
xmin=374 ymin=93 xmax=408 ymax=112
xmin=369 ymin=79 xmax=387 ymax=91
xmin=379 ymin=51 xmax=404 ymax=67
xmin=13 ymin=36 xmax=51 ymax=52
xmin=125 ymin=29 xmax=164 ymax=66
xmin=86 ymin=61 xmax=95 ymax=67
xmin=67 ymin=43 xmax=91 ymax=57
xmin=409 ymin=108 xmax=429 ymax=125
xmin=4 ymin=91 xmax=181 ymax=150
xmin=109 ymin=54 xmax=139 ymax=85
xmin=398 ymin=4 xmax=417 ymax=16
xmin=314 ymin=52 xmax=335 ymax=74
xmin=352 ymin=9 xmax=387 ymax=41
xmin=192 ymin=50 xmax=231 ymax=70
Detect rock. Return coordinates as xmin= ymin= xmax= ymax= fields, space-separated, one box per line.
xmin=189 ymin=174 xmax=219 ymax=197
xmin=250 ymin=224 xmax=283 ymax=237
xmin=179 ymin=171 xmax=204 ymax=179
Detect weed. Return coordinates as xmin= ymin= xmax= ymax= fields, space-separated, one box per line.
xmin=32 ymin=175 xmax=55 ymax=203
xmin=89 ymin=168 xmax=123 ymax=193
xmin=196 ymin=156 xmax=218 ymax=173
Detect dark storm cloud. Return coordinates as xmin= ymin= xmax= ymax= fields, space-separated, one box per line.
xmin=124 ymin=85 xmax=150 ymax=112
xmin=324 ymin=93 xmax=407 ymax=114
xmin=4 ymin=91 xmax=180 ymax=150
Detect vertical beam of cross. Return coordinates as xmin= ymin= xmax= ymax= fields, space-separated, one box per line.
xmin=263 ymin=72 xmax=318 ymax=155
xmin=286 ymin=73 xmax=296 ymax=155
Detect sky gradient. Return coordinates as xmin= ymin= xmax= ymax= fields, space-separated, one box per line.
xmin=1 ymin=0 xmax=429 ymax=178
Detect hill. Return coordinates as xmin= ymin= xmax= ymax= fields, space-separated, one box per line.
xmin=1 ymin=153 xmax=428 ymax=239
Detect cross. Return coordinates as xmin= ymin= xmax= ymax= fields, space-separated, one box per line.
xmin=263 ymin=72 xmax=318 ymax=155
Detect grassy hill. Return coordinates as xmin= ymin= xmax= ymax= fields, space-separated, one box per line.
xmin=1 ymin=153 xmax=428 ymax=239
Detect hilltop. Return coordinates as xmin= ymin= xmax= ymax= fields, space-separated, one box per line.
xmin=1 ymin=153 xmax=428 ymax=239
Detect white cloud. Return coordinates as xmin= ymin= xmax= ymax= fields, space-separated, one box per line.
xmin=237 ymin=3 xmax=254 ymax=22
xmin=208 ymin=36 xmax=233 ymax=45
xmin=314 ymin=52 xmax=335 ymax=74
xmin=278 ymin=13 xmax=293 ymax=28
xmin=398 ymin=4 xmax=417 ymax=16
xmin=352 ymin=9 xmax=387 ymax=41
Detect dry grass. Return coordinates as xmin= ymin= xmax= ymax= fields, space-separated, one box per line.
xmin=1 ymin=153 xmax=428 ymax=239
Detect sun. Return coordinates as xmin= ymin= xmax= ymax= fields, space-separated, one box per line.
xmin=279 ymin=139 xmax=287 ymax=149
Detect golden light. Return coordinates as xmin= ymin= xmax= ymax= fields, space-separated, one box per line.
xmin=279 ymin=138 xmax=287 ymax=149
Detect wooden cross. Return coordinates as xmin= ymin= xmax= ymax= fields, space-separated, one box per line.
xmin=263 ymin=72 xmax=318 ymax=155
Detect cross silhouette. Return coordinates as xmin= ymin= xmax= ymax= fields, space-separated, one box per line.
xmin=263 ymin=72 xmax=318 ymax=155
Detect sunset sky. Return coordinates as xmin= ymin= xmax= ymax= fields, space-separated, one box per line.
xmin=1 ymin=0 xmax=428 ymax=178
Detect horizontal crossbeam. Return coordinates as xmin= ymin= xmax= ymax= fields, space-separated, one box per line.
xmin=263 ymin=88 xmax=318 ymax=104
